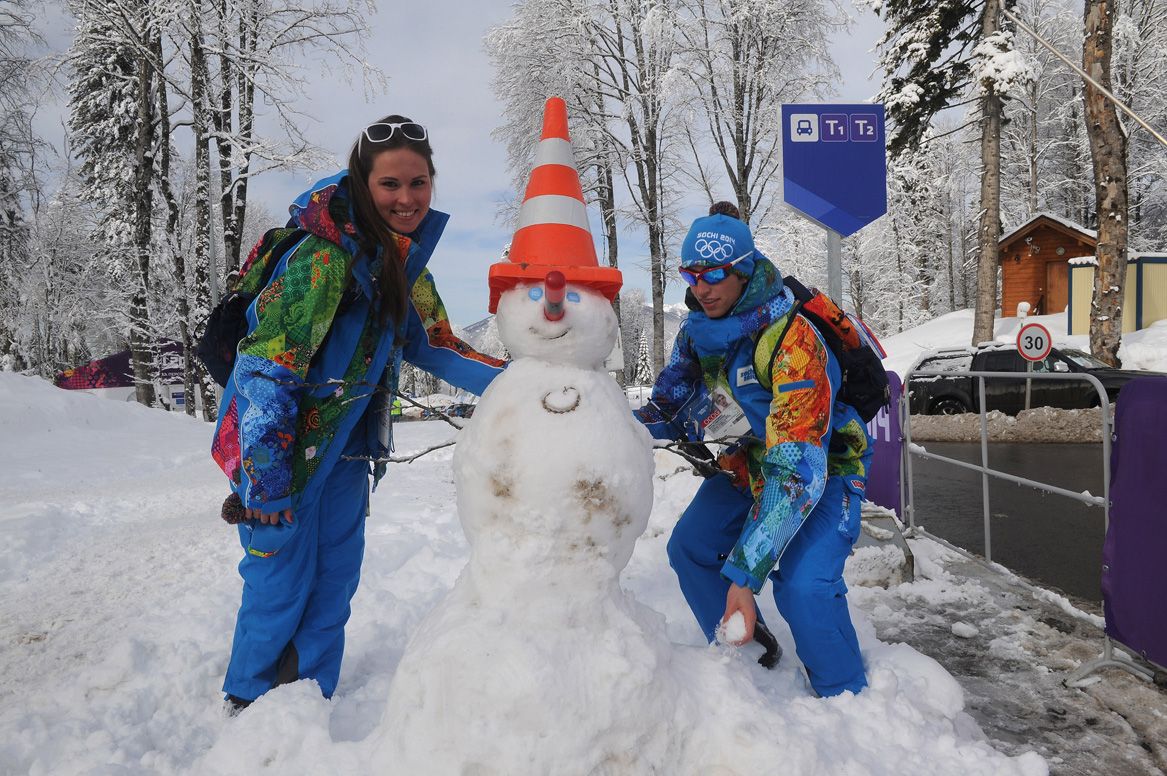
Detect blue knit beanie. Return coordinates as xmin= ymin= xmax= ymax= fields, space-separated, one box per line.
xmin=680 ymin=214 xmax=756 ymax=276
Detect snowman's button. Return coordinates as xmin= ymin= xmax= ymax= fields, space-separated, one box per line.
xmin=541 ymin=387 xmax=581 ymax=414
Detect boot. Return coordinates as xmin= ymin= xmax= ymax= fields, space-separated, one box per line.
xmin=754 ymin=622 xmax=783 ymax=669
xmin=225 ymin=695 xmax=252 ymax=716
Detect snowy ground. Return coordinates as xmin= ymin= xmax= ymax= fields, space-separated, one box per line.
xmin=3 ymin=372 xmax=1166 ymax=775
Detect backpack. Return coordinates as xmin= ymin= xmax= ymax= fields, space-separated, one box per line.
xmin=196 ymin=227 xmax=307 ymax=387
xmin=760 ymin=276 xmax=890 ymax=423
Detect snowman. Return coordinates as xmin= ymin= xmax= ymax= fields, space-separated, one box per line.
xmin=370 ymin=97 xmax=703 ymax=774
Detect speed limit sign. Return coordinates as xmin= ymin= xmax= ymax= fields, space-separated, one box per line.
xmin=1016 ymin=321 xmax=1052 ymax=362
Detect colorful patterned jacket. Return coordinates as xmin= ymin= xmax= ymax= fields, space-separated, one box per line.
xmin=636 ymin=255 xmax=872 ymax=592
xmin=211 ymin=171 xmax=505 ymax=514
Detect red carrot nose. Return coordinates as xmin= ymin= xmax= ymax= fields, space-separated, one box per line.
xmin=544 ymin=270 xmax=566 ymax=321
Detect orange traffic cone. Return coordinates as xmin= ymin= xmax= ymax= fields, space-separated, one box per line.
xmin=488 ymin=96 xmax=623 ymax=313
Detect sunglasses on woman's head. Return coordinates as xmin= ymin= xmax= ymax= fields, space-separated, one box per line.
xmin=357 ymin=122 xmax=428 ymax=154
xmin=678 ymin=251 xmax=752 ymax=287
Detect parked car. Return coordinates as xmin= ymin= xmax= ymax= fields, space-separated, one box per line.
xmin=907 ymin=343 xmax=1164 ymax=415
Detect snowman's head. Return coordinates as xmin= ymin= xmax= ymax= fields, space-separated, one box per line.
xmin=496 ymin=274 xmax=617 ymax=368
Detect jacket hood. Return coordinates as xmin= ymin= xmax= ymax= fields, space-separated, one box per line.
xmin=288 ymin=171 xmax=364 ymax=259
xmin=682 ymin=253 xmax=794 ymax=357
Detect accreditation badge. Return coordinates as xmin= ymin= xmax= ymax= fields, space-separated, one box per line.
xmin=700 ymin=384 xmax=752 ymax=443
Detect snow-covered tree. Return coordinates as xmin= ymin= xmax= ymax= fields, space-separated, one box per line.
xmin=16 ymin=169 xmax=107 ymax=378
xmin=1113 ymin=0 xmax=1167 ymax=250
xmin=182 ymin=0 xmax=378 ymax=271
xmin=999 ymin=0 xmax=1089 ymax=226
xmin=870 ymin=0 xmax=1033 ymax=345
xmin=66 ymin=0 xmax=165 ymax=405
xmin=617 ymin=286 xmax=648 ymax=384
xmin=0 ymin=0 xmax=45 ymax=370
xmin=675 ymin=0 xmax=844 ymax=224
xmin=632 ymin=329 xmax=654 ymax=384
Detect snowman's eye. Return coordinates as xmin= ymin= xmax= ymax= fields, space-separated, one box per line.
xmin=566 ymin=292 xmax=581 ymax=303
xmin=528 ymin=287 xmax=544 ymax=301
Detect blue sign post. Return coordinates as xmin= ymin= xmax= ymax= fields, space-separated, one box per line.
xmin=782 ymin=104 xmax=888 ymax=300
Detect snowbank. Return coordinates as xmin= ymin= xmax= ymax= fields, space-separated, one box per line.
xmin=909 ymin=407 xmax=1105 ymax=443
xmin=1119 ymin=318 xmax=1167 ymax=372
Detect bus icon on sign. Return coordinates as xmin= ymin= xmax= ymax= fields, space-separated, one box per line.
xmin=790 ymin=113 xmax=818 ymax=142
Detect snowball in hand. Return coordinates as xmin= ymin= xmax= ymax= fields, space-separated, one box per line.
xmin=719 ymin=611 xmax=747 ymax=645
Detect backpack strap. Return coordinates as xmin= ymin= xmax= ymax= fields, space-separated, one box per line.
xmin=254 ymin=228 xmax=309 ymax=292
xmin=761 ymin=302 xmax=804 ymax=392
xmin=754 ymin=276 xmax=812 ymax=392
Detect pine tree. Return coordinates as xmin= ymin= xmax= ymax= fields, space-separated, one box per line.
xmin=633 ymin=330 xmax=654 ymax=385
xmin=66 ymin=0 xmax=162 ymax=406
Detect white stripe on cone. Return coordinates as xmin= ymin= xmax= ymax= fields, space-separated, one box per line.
xmin=533 ymin=138 xmax=576 ymax=169
xmin=516 ymin=194 xmax=591 ymax=232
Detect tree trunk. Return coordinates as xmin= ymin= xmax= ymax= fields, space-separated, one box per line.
xmin=229 ymin=0 xmax=259 ymax=268
xmin=130 ymin=46 xmax=157 ymax=407
xmin=1027 ymin=78 xmax=1039 ymax=216
xmin=645 ymin=123 xmax=666 ymax=375
xmin=946 ymin=205 xmax=957 ymax=311
xmin=1083 ymin=0 xmax=1128 ymax=367
xmin=191 ymin=3 xmax=218 ymax=419
xmin=213 ymin=0 xmax=240 ymax=273
xmin=596 ymin=153 xmax=624 ymax=383
xmin=972 ymin=0 xmax=1003 ymax=346
xmin=608 ymin=2 xmax=669 ymax=375
xmin=152 ymin=29 xmax=197 ymax=416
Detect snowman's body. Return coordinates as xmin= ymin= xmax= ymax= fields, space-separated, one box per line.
xmin=374 ymin=283 xmax=687 ymax=773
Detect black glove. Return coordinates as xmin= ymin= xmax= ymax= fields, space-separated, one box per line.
xmin=676 ymin=441 xmax=724 ymax=479
xmin=220 ymin=492 xmax=247 ymax=525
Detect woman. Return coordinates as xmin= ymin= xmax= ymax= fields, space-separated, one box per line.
xmin=211 ymin=116 xmax=506 ymax=710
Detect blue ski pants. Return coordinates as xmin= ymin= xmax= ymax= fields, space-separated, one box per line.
xmin=667 ymin=473 xmax=868 ymax=697
xmin=222 ymin=451 xmax=370 ymax=703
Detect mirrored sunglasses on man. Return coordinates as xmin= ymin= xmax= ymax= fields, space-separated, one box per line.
xmin=678 ymin=251 xmax=752 ymax=287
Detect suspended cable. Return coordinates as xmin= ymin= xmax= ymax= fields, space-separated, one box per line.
xmin=1000 ymin=4 xmax=1167 ymax=150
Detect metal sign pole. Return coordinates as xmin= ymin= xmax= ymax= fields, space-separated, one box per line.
xmin=1025 ymin=360 xmax=1033 ymax=410
xmin=827 ymin=229 xmax=842 ymax=302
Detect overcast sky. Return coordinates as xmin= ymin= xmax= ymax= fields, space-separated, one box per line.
xmin=35 ymin=1 xmax=885 ymax=327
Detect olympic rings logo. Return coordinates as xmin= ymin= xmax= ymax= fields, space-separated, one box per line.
xmin=693 ymin=238 xmax=734 ymax=261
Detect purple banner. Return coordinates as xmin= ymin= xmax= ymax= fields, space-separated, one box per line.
xmin=55 ymin=340 xmax=185 ymax=390
xmin=1103 ymin=376 xmax=1167 ymax=668
xmin=865 ymin=371 xmax=902 ymax=515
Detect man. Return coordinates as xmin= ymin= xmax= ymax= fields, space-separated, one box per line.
xmin=636 ymin=206 xmax=872 ymax=697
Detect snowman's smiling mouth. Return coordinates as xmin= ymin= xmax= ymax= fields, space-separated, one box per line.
xmin=529 ymin=326 xmax=571 ymax=340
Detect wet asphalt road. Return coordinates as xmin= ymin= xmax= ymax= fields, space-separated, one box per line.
xmin=907 ymin=442 xmax=1108 ymax=602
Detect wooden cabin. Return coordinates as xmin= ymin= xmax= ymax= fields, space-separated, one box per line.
xmin=998 ymin=213 xmax=1096 ymax=317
